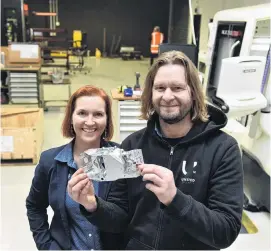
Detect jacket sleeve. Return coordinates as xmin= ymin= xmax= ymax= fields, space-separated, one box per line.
xmin=26 ymin=153 xmax=52 ymax=250
xmin=80 ymin=178 xmax=129 ymax=233
xmin=164 ymin=142 xmax=243 ymax=249
xmin=80 ymin=140 xmax=131 ymax=233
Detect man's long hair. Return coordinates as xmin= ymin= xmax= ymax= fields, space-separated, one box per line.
xmin=140 ymin=50 xmax=208 ymax=122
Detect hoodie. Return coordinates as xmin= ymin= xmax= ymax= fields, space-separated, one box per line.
xmin=81 ymin=105 xmax=244 ymax=250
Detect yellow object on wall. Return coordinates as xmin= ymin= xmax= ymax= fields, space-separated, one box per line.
xmin=73 ymin=30 xmax=82 ymax=47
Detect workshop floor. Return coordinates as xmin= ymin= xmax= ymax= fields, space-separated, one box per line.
xmin=1 ymin=58 xmax=270 ymax=250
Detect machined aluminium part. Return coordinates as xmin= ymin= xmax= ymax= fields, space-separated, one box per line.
xmin=80 ymin=147 xmax=144 ymax=181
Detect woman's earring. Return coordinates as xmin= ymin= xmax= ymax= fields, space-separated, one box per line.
xmin=71 ymin=124 xmax=75 ymax=136
xmin=103 ymin=130 xmax=107 ymax=139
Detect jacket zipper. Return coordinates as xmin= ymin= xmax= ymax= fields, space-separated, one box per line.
xmin=154 ymin=134 xmax=188 ymax=248
xmin=168 ymin=146 xmax=174 ymax=169
xmin=154 ymin=146 xmax=175 ymax=249
xmin=155 ymin=134 xmax=175 ymax=168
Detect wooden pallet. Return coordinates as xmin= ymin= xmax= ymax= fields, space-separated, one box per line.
xmin=1 ymin=108 xmax=44 ymax=166
xmin=1 ymin=158 xmax=37 ymax=166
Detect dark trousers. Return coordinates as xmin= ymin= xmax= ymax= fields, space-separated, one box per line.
xmin=150 ymin=53 xmax=158 ymax=66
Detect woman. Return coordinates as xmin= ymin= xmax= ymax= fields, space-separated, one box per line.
xmin=26 ymin=85 xmax=123 ymax=250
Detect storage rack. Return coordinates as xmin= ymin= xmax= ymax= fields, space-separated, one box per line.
xmin=118 ymin=101 xmax=147 ymax=142
xmin=1 ymin=67 xmax=41 ymax=106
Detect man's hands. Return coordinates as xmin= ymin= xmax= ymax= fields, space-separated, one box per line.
xmin=138 ymin=164 xmax=177 ymax=206
xmin=67 ymin=168 xmax=97 ymax=212
xmin=67 ymin=165 xmax=176 ymax=209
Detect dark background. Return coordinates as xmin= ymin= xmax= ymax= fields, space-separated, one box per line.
xmin=1 ymin=0 xmax=24 ymax=46
xmin=2 ymin=0 xmax=190 ymax=56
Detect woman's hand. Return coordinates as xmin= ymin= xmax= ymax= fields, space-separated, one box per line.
xmin=67 ymin=168 xmax=97 ymax=212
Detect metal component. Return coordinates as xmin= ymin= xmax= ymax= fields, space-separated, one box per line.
xmin=229 ymin=40 xmax=241 ymax=57
xmin=49 ymin=0 xmax=52 ymax=30
xmin=114 ymin=35 xmax=122 ymax=53
xmin=20 ymin=0 xmax=26 ymax=42
xmin=134 ymin=72 xmax=141 ymax=90
xmin=102 ymin=28 xmax=107 ymax=57
xmin=81 ymin=147 xmax=144 ymax=181
xmin=51 ymin=0 xmax=56 ymax=34
xmin=168 ymin=0 xmax=174 ymax=43
xmin=32 ymin=12 xmax=57 ymax=16
xmin=188 ymin=0 xmax=197 ymax=46
xmin=56 ymin=0 xmax=59 ymax=23
xmin=110 ymin=34 xmax=116 ymax=57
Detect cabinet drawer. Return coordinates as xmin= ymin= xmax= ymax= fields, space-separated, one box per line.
xmin=10 ymin=92 xmax=38 ymax=97
xmin=10 ymin=87 xmax=38 ymax=93
xmin=10 ymin=73 xmax=37 ymax=78
xmin=119 ymin=101 xmax=141 ymax=106
xmin=11 ymin=97 xmax=38 ymax=104
xmin=120 ymin=119 xmax=147 ymax=125
xmin=120 ymin=111 xmax=141 ymax=117
xmin=10 ymin=83 xmax=38 ymax=88
xmin=10 ymin=78 xmax=37 ymax=83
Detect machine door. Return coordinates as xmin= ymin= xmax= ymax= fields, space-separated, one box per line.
xmin=207 ymin=22 xmax=246 ymax=100
xmin=250 ymin=18 xmax=270 ymax=57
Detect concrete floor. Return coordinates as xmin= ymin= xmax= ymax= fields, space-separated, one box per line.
xmin=1 ymin=58 xmax=270 ymax=250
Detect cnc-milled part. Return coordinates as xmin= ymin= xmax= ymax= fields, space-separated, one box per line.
xmin=80 ymin=147 xmax=144 ymax=181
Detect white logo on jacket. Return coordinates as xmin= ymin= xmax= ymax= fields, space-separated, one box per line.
xmin=181 ymin=161 xmax=197 ymax=184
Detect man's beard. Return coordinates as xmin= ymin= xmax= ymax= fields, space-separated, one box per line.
xmin=156 ymin=103 xmax=192 ymax=125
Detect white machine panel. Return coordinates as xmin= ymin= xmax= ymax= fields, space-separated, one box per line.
xmin=216 ymin=56 xmax=267 ymax=117
xmin=216 ymin=56 xmax=265 ymax=100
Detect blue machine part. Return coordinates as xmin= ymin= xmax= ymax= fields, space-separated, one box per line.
xmin=261 ymin=47 xmax=270 ymax=94
xmin=124 ymin=87 xmax=133 ymax=97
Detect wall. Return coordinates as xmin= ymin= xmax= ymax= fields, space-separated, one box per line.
xmin=27 ymin=0 xmax=49 ymax=29
xmin=1 ymin=0 xmax=24 ymax=45
xmin=188 ymin=0 xmax=271 ymax=53
xmin=27 ymin=0 xmax=169 ymax=56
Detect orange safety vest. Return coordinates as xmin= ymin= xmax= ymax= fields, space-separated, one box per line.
xmin=151 ymin=32 xmax=164 ymax=54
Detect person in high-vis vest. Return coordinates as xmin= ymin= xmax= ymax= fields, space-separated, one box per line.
xmin=150 ymin=26 xmax=164 ymax=66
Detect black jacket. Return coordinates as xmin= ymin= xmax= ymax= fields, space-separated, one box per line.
xmin=81 ymin=105 xmax=244 ymax=250
xmin=26 ymin=140 xmax=124 ymax=250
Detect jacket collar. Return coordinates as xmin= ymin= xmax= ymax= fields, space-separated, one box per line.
xmin=147 ymin=104 xmax=228 ymax=144
xmin=54 ymin=138 xmax=112 ymax=166
xmin=54 ymin=140 xmax=74 ymax=167
xmin=154 ymin=119 xmax=163 ymax=137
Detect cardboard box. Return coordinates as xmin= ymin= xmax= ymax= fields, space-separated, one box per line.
xmin=1 ymin=108 xmax=44 ymax=164
xmin=0 ymin=46 xmax=9 ymax=56
xmin=7 ymin=43 xmax=41 ymax=65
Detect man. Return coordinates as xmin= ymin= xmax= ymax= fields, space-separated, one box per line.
xmin=68 ymin=51 xmax=244 ymax=250
xmin=150 ymin=26 xmax=164 ymax=66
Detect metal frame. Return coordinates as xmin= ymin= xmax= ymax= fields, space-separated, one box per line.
xmin=20 ymin=0 xmax=26 ymax=42
xmin=40 ymin=79 xmax=71 ymax=110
